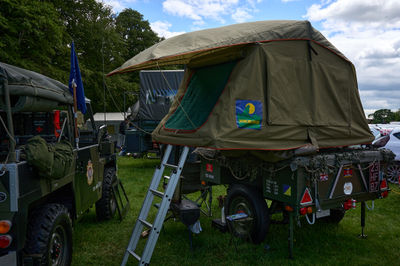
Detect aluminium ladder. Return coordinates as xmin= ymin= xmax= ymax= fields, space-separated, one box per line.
xmin=121 ymin=145 xmax=190 ymax=266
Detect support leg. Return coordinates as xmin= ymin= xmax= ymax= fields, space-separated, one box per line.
xmin=288 ymin=212 xmax=294 ymax=259
xmin=359 ymin=201 xmax=367 ymax=238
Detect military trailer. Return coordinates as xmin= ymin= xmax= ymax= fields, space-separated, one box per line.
xmin=109 ymin=20 xmax=394 ymax=263
xmin=0 ymin=62 xmax=121 ymax=265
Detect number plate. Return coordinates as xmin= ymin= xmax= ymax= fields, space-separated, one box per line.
xmin=316 ymin=209 xmax=331 ymax=219
xmin=369 ymin=162 xmax=380 ymax=192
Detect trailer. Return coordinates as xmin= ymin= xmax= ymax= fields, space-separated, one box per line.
xmin=108 ymin=20 xmax=394 ymax=264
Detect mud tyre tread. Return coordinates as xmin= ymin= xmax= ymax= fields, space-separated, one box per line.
xmin=24 ymin=204 xmax=72 ymax=266
xmin=95 ymin=167 xmax=117 ymax=220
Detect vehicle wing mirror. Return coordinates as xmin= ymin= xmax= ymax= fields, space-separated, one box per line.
xmin=97 ymin=124 xmax=108 ymax=144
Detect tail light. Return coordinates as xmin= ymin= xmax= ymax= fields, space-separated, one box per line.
xmin=344 ymin=199 xmax=356 ymax=210
xmin=380 ymin=178 xmax=389 ymax=198
xmin=0 ymin=220 xmax=11 ymax=234
xmin=152 ymin=142 xmax=159 ymax=149
xmin=0 ymin=235 xmax=12 ymax=249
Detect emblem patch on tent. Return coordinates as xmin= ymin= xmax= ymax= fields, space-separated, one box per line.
xmin=236 ymin=100 xmax=262 ymax=130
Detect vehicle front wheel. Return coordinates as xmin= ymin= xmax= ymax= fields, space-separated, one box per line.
xmin=96 ymin=167 xmax=117 ymax=220
xmin=225 ymin=184 xmax=269 ymax=244
xmin=25 ymin=204 xmax=72 ymax=266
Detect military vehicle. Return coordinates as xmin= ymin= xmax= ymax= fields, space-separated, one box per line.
xmin=0 ymin=62 xmax=122 ymax=265
xmin=109 ymin=20 xmax=394 ymax=264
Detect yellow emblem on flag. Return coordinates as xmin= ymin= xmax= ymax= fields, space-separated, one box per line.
xmin=283 ymin=185 xmax=291 ymax=196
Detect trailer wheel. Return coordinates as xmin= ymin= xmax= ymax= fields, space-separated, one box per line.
xmin=24 ymin=204 xmax=72 ymax=266
xmin=225 ymin=184 xmax=269 ymax=244
xmin=320 ymin=208 xmax=346 ymax=224
xmin=96 ymin=167 xmax=117 ymax=220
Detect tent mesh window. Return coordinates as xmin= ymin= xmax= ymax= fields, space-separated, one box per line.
xmin=165 ymin=61 xmax=236 ymax=131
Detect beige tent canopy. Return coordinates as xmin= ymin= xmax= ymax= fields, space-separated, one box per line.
xmin=109 ymin=20 xmax=373 ymax=152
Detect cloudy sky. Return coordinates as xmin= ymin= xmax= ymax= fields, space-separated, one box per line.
xmin=101 ymin=0 xmax=400 ymax=117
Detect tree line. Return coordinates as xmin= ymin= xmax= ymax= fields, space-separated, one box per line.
xmin=369 ymin=109 xmax=400 ymax=124
xmin=0 ymin=0 xmax=162 ymax=112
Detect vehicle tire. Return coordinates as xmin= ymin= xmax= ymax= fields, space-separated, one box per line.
xmin=96 ymin=167 xmax=117 ymax=220
xmin=225 ymin=184 xmax=269 ymax=244
xmin=24 ymin=204 xmax=72 ymax=266
xmin=386 ymin=162 xmax=400 ymax=184
xmin=320 ymin=208 xmax=346 ymax=224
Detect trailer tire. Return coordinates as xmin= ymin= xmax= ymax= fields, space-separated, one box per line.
xmin=96 ymin=167 xmax=117 ymax=220
xmin=320 ymin=208 xmax=346 ymax=224
xmin=225 ymin=184 xmax=269 ymax=244
xmin=24 ymin=204 xmax=72 ymax=266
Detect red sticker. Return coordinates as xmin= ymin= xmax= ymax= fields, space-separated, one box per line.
xmin=206 ymin=163 xmax=213 ymax=173
xmin=343 ymin=167 xmax=353 ymax=178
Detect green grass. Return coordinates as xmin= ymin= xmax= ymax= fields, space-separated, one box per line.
xmin=72 ymin=157 xmax=400 ymax=265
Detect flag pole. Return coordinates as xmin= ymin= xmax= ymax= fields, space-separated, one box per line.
xmin=73 ymin=82 xmax=79 ymax=149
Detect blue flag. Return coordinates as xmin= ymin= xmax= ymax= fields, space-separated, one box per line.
xmin=69 ymin=42 xmax=86 ymax=114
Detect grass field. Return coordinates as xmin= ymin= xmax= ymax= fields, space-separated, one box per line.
xmin=72 ymin=157 xmax=400 ymax=265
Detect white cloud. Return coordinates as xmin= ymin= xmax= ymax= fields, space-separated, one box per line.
xmin=232 ymin=8 xmax=252 ymax=23
xmin=99 ymin=0 xmax=139 ymax=13
xmin=150 ymin=21 xmax=186 ymax=39
xmin=162 ymin=0 xmax=261 ymax=24
xmin=305 ymin=0 xmax=400 ymax=113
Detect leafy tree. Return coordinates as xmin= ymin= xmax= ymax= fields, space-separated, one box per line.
xmin=0 ymin=0 xmax=65 ymax=77
xmin=116 ymin=9 xmax=162 ymax=60
xmin=369 ymin=109 xmax=397 ymax=124
xmin=1 ymin=0 xmax=161 ymax=113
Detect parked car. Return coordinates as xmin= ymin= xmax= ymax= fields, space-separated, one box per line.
xmin=373 ymin=127 xmax=400 ymax=183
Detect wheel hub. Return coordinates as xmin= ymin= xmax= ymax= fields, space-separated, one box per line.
xmin=49 ymin=225 xmax=66 ymax=266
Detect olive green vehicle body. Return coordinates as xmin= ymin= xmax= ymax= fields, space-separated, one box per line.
xmin=0 ymin=62 xmax=117 ymax=264
xmin=200 ymin=149 xmax=393 ymax=215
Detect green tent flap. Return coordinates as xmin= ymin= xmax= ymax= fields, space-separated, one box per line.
xmin=165 ymin=61 xmax=236 ymax=131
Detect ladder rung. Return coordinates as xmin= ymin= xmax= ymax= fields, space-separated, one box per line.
xmin=127 ymin=249 xmax=141 ymax=261
xmin=150 ymin=188 xmax=164 ymax=198
xmin=164 ymin=163 xmax=178 ymax=169
xmin=139 ymin=218 xmax=153 ymax=228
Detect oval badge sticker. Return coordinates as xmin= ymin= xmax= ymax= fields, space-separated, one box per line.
xmin=86 ymin=160 xmax=94 ymax=185
xmin=344 ymin=182 xmax=353 ymax=195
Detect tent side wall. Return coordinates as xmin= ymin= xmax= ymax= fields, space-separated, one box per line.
xmin=138 ymin=70 xmax=184 ymax=121
xmin=152 ymin=41 xmax=373 ymax=151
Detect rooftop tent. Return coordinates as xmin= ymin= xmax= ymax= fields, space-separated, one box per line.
xmin=139 ymin=70 xmax=184 ymax=121
xmin=0 ymin=62 xmax=73 ymax=112
xmin=109 ymin=20 xmax=374 ymax=151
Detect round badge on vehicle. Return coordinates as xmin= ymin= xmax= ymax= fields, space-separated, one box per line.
xmin=86 ymin=160 xmax=94 ymax=185
xmin=343 ymin=182 xmax=353 ymax=195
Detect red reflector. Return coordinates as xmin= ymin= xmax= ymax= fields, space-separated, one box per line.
xmin=300 ymin=207 xmax=307 ymax=215
xmin=206 ymin=163 xmax=213 ymax=173
xmin=381 ymin=191 xmax=389 ymax=198
xmin=0 ymin=235 xmax=11 ymax=249
xmin=300 ymin=188 xmax=313 ymax=206
xmin=380 ymin=179 xmax=388 ymax=190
